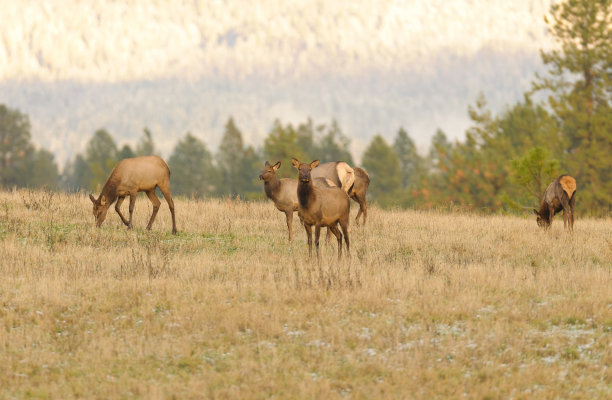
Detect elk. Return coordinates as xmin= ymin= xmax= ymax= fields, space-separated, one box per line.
xmin=350 ymin=167 xmax=370 ymax=225
xmin=312 ymin=161 xmax=370 ymax=225
xmin=291 ymin=158 xmax=350 ymax=261
xmin=311 ymin=161 xmax=355 ymax=193
xmin=259 ymin=161 xmax=335 ymax=242
xmin=533 ymin=175 xmax=576 ymax=232
xmin=88 ymin=155 xmax=177 ymax=234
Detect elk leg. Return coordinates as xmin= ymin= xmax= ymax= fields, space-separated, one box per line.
xmin=548 ymin=206 xmax=555 ymax=230
xmin=304 ymin=223 xmax=313 ymax=259
xmin=314 ymin=225 xmax=322 ymax=263
xmin=340 ymin=220 xmax=350 ymax=257
xmin=159 ymin=185 xmax=177 ymax=234
xmin=328 ymin=224 xmax=343 ymax=260
xmin=145 ymin=190 xmax=161 ymax=231
xmin=560 ymin=197 xmax=572 ymax=232
xmin=352 ymin=193 xmax=367 ymax=226
xmin=127 ymin=192 xmax=137 ymax=230
xmin=360 ymin=196 xmax=367 ymax=225
xmin=569 ymin=195 xmax=576 ymax=233
xmin=285 ymin=210 xmax=293 ymax=242
xmin=115 ymin=196 xmax=130 ymax=226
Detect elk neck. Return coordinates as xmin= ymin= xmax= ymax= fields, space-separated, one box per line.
xmin=99 ymin=173 xmax=120 ymax=206
xmin=263 ymin=174 xmax=281 ymax=200
xmin=297 ymin=178 xmax=315 ymax=208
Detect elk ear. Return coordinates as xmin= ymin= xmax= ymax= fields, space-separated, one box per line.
xmin=264 ymin=161 xmax=270 ymax=167
xmin=100 ymin=195 xmax=107 ymax=206
xmin=533 ymin=209 xmax=539 ymax=216
xmin=89 ymin=194 xmax=96 ymax=204
xmin=272 ymin=161 xmax=281 ymax=171
xmin=291 ymin=158 xmax=300 ymax=168
xmin=310 ymin=160 xmax=320 ymax=169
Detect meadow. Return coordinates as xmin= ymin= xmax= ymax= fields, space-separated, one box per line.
xmin=0 ymin=188 xmax=610 ymax=399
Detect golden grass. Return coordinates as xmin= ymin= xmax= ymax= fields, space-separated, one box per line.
xmin=0 ymin=188 xmax=610 ymax=399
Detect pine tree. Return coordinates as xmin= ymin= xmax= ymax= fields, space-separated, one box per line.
xmin=85 ymin=129 xmax=118 ymax=191
xmin=393 ymin=127 xmax=422 ymax=189
xmin=509 ymin=147 xmax=560 ymax=207
xmin=217 ymin=117 xmax=248 ymax=197
xmin=136 ymin=128 xmax=156 ymax=156
xmin=314 ymin=119 xmax=354 ymax=164
xmin=24 ymin=149 xmax=59 ymax=189
xmin=362 ymin=134 xmax=401 ymax=207
xmin=264 ymin=120 xmax=309 ymax=178
xmin=117 ymin=144 xmax=135 ymax=160
xmin=168 ymin=133 xmax=218 ymax=197
xmin=0 ymin=104 xmax=34 ymax=188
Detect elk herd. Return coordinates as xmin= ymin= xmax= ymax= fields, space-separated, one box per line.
xmin=88 ymin=155 xmax=576 ymax=260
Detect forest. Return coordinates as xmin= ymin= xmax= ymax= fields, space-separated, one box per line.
xmin=1 ymin=0 xmax=610 ymax=216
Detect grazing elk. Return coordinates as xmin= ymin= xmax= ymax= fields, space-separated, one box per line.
xmin=291 ymin=158 xmax=350 ymax=261
xmin=311 ymin=161 xmax=355 ymax=193
xmin=259 ymin=161 xmax=335 ymax=242
xmin=312 ymin=161 xmax=371 ymax=225
xmin=88 ymin=155 xmax=177 ymax=234
xmin=533 ymin=175 xmax=576 ymax=232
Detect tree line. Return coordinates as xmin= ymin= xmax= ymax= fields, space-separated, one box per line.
xmin=1 ymin=0 xmax=610 ymax=215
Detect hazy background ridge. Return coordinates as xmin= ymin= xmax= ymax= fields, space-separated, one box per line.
xmin=0 ymin=0 xmax=555 ymax=165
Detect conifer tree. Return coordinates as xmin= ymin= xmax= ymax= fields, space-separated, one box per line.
xmin=393 ymin=127 xmax=422 ymax=189
xmin=136 ymin=128 xmax=156 ymax=156
xmin=85 ymin=129 xmax=118 ymax=191
xmin=362 ymin=134 xmax=401 ymax=207
xmin=264 ymin=120 xmax=309 ymax=178
xmin=217 ymin=117 xmax=252 ymax=197
xmin=168 ymin=133 xmax=218 ymax=197
xmin=0 ymin=104 xmax=34 ymax=188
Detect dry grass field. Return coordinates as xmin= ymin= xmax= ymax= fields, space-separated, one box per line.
xmin=0 ymin=188 xmax=610 ymax=399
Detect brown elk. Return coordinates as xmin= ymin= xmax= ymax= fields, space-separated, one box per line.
xmin=312 ymin=161 xmax=370 ymax=225
xmin=291 ymin=158 xmax=350 ymax=261
xmin=88 ymin=155 xmax=177 ymax=234
xmin=533 ymin=175 xmax=576 ymax=232
xmin=350 ymin=167 xmax=370 ymax=225
xmin=311 ymin=161 xmax=355 ymax=193
xmin=259 ymin=161 xmax=336 ymax=242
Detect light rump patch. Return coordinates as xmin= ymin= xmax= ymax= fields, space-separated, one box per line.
xmin=560 ymin=175 xmax=576 ymax=198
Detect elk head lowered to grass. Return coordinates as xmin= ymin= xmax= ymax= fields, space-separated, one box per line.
xmin=534 ymin=174 xmax=576 ymax=232
xmin=259 ymin=160 xmax=336 ymax=242
xmin=89 ymin=155 xmax=177 ymax=234
xmin=349 ymin=167 xmax=370 ymax=225
xmin=291 ymin=158 xmax=350 ymax=261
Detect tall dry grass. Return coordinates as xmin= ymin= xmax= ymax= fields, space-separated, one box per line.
xmin=0 ymin=188 xmax=610 ymax=399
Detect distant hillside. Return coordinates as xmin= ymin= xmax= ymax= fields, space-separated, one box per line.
xmin=0 ymin=0 xmax=554 ymax=164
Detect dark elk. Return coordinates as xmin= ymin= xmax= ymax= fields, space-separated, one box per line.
xmin=259 ymin=161 xmax=335 ymax=242
xmin=533 ymin=175 xmax=576 ymax=232
xmin=88 ymin=155 xmax=177 ymax=234
xmin=291 ymin=158 xmax=350 ymax=261
xmin=311 ymin=161 xmax=370 ymax=225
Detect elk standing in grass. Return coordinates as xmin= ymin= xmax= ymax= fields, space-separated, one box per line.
xmin=291 ymin=158 xmax=350 ymax=260
xmin=259 ymin=161 xmax=335 ymax=242
xmin=534 ymin=175 xmax=576 ymax=232
xmin=89 ymin=155 xmax=177 ymax=234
